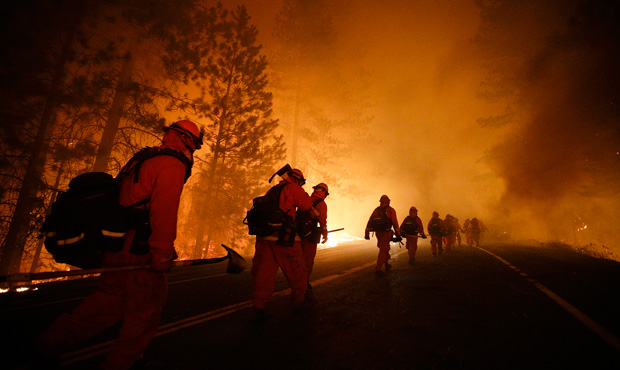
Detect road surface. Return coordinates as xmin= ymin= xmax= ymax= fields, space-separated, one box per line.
xmin=3 ymin=240 xmax=620 ymax=369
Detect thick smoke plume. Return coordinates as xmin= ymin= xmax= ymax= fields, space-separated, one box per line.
xmin=232 ymin=0 xmax=619 ymax=253
xmin=478 ymin=0 xmax=620 ymax=250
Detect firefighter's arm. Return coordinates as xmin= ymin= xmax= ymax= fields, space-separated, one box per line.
xmin=293 ymin=185 xmax=313 ymax=212
xmin=364 ymin=210 xmax=375 ymax=239
xmin=147 ymin=159 xmax=185 ymax=271
xmin=390 ymin=208 xmax=401 ymax=238
xmin=418 ymin=218 xmax=427 ymax=237
xmin=317 ymin=202 xmax=328 ymax=243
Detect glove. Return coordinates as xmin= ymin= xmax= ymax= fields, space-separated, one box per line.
xmin=421 ymin=234 xmax=428 ymax=239
xmin=321 ymin=233 xmax=328 ymax=244
xmin=392 ymin=235 xmax=403 ymax=243
xmin=364 ymin=234 xmax=370 ymax=240
xmin=151 ymin=250 xmax=178 ymax=272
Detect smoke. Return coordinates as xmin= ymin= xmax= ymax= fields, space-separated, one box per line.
xmin=477 ymin=0 xmax=620 ymax=249
xmin=226 ymin=0 xmax=620 ymax=252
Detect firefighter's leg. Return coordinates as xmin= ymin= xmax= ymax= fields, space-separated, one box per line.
xmin=36 ymin=286 xmax=125 ymax=360
xmin=447 ymin=235 xmax=456 ymax=251
xmin=300 ymin=239 xmax=318 ymax=279
xmin=375 ymin=231 xmax=392 ymax=271
xmin=274 ymin=241 xmax=308 ymax=306
xmin=251 ymin=239 xmax=280 ymax=309
xmin=406 ymin=237 xmax=415 ymax=260
xmin=103 ymin=271 xmax=167 ymax=370
xmin=430 ymin=235 xmax=439 ymax=255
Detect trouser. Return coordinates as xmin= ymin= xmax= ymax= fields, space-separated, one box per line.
xmin=470 ymin=232 xmax=480 ymax=247
xmin=375 ymin=230 xmax=393 ymax=270
xmin=446 ymin=234 xmax=456 ymax=251
xmin=405 ymin=235 xmax=419 ymax=259
xmin=36 ymin=270 xmax=167 ymax=370
xmin=456 ymin=232 xmax=461 ymax=246
xmin=251 ymin=237 xmax=308 ymax=309
xmin=430 ymin=234 xmax=443 ymax=254
xmin=301 ymin=239 xmax=318 ymax=280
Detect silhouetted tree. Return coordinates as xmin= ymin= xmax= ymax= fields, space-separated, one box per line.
xmin=180 ymin=6 xmax=285 ymax=256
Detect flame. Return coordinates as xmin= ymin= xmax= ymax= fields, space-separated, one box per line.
xmin=320 ymin=231 xmax=364 ymax=249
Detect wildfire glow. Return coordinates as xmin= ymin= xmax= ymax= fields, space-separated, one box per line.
xmin=320 ymin=231 xmax=363 ymax=249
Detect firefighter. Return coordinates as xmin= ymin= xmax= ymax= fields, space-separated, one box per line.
xmin=365 ymin=195 xmax=401 ymax=275
xmin=463 ymin=218 xmax=472 ymax=246
xmin=299 ymin=183 xmax=329 ymax=290
xmin=468 ymin=217 xmax=482 ymax=247
xmin=427 ymin=211 xmax=445 ymax=256
xmin=444 ymin=214 xmax=457 ymax=252
xmin=251 ymin=168 xmax=313 ymax=317
xmin=400 ymin=206 xmax=426 ymax=265
xmin=454 ymin=217 xmax=463 ymax=247
xmin=36 ymin=120 xmax=203 ymax=369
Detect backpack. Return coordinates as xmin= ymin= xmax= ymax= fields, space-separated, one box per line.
xmin=400 ymin=216 xmax=420 ymax=235
xmin=367 ymin=207 xmax=392 ymax=231
xmin=469 ymin=218 xmax=481 ymax=232
xmin=39 ymin=147 xmax=192 ymax=269
xmin=244 ymin=183 xmax=288 ymax=237
xmin=428 ymin=218 xmax=444 ymax=235
xmin=444 ymin=218 xmax=456 ymax=233
xmin=297 ymin=198 xmax=324 ymax=242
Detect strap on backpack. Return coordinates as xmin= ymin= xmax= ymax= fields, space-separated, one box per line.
xmin=117 ymin=147 xmax=193 ymax=184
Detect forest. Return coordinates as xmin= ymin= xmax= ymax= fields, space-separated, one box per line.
xmin=0 ymin=0 xmax=372 ymax=277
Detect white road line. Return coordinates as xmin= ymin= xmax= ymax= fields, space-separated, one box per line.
xmin=475 ymin=246 xmax=620 ymax=352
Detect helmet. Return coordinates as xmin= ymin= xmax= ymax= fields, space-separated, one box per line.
xmin=313 ymin=182 xmax=329 ymax=196
xmin=380 ymin=195 xmax=390 ymax=202
xmin=163 ymin=120 xmax=204 ymax=149
xmin=410 ymin=206 xmax=418 ymax=212
xmin=287 ymin=168 xmax=306 ymax=186
xmin=432 ymin=211 xmax=439 ymax=217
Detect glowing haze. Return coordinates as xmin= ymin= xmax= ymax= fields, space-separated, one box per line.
xmin=223 ymin=0 xmax=620 ymax=253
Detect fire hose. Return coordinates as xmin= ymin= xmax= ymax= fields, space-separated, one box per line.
xmin=0 ymin=244 xmax=246 ymax=284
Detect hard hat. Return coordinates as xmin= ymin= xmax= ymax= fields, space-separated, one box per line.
xmin=313 ymin=183 xmax=329 ymax=196
xmin=287 ymin=168 xmax=306 ymax=186
xmin=163 ymin=120 xmax=203 ymax=149
xmin=432 ymin=211 xmax=439 ymax=217
xmin=410 ymin=206 xmax=418 ymax=212
xmin=380 ymin=195 xmax=390 ymax=202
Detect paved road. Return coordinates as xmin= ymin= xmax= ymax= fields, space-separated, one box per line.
xmin=4 ymin=241 xmax=620 ymax=369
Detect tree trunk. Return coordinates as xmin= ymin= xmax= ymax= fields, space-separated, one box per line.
xmin=92 ymin=52 xmax=134 ymax=172
xmin=29 ymin=161 xmax=65 ymax=274
xmin=0 ymin=22 xmax=78 ymax=276
xmin=194 ymin=149 xmax=220 ymax=251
